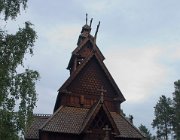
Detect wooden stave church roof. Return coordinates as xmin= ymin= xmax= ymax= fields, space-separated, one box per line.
xmin=26 ymin=100 xmax=145 ymax=139
xmin=25 ymin=114 xmax=51 ymax=140
xmin=54 ymin=50 xmax=126 ymax=112
xmin=25 ymin=20 xmax=145 ymax=140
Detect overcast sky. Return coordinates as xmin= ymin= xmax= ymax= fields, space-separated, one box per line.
xmin=4 ymin=0 xmax=180 ymax=133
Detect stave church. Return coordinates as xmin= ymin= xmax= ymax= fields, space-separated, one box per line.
xmin=25 ymin=15 xmax=146 ymax=140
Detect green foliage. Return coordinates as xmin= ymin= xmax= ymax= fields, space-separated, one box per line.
xmin=0 ymin=0 xmax=39 ymax=139
xmin=152 ymin=80 xmax=180 ymax=139
xmin=172 ymin=80 xmax=180 ymax=139
xmin=139 ymin=124 xmax=153 ymax=140
xmin=0 ymin=0 xmax=28 ymax=20
xmin=152 ymin=95 xmax=173 ymax=140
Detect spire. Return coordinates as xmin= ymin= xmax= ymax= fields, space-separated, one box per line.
xmin=77 ymin=14 xmax=92 ymax=45
xmin=68 ymin=15 xmax=105 ymax=74
xmin=94 ymin=21 xmax=100 ymax=43
xmin=90 ymin=18 xmax=93 ymax=27
xmin=86 ymin=13 xmax=88 ymax=25
xmin=80 ymin=14 xmax=91 ymax=33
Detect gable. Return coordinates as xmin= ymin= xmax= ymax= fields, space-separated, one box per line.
xmin=55 ymin=53 xmax=125 ymax=112
xmin=80 ymin=101 xmax=120 ymax=136
xmin=67 ymin=38 xmax=104 ymax=73
xmin=89 ymin=107 xmax=114 ymax=130
xmin=67 ymin=56 xmax=117 ymax=98
xmin=73 ymin=37 xmax=105 ymax=61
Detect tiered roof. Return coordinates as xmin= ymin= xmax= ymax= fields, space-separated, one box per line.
xmin=26 ymin=100 xmax=144 ymax=139
xmin=25 ymin=16 xmax=145 ymax=140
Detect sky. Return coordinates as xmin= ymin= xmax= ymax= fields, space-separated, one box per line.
xmin=3 ymin=0 xmax=180 ymax=133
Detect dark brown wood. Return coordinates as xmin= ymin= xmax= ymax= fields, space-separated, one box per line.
xmin=26 ymin=20 xmax=145 ymax=140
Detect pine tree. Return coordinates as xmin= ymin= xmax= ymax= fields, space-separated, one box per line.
xmin=139 ymin=124 xmax=154 ymax=140
xmin=172 ymin=80 xmax=180 ymax=140
xmin=152 ymin=95 xmax=173 ymax=140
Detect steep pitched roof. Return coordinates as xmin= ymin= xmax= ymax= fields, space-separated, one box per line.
xmin=40 ymin=106 xmax=89 ymax=134
xmin=73 ymin=36 xmax=105 ymax=60
xmin=54 ymin=52 xmax=125 ymax=112
xmin=29 ymin=101 xmax=144 ymax=139
xmin=25 ymin=114 xmax=51 ymax=139
xmin=43 ymin=100 xmax=119 ymax=135
xmin=59 ymin=52 xmax=124 ymax=98
xmin=111 ymin=112 xmax=145 ymax=138
xmin=67 ymin=36 xmax=104 ymax=70
xmin=26 ymin=100 xmax=144 ymax=139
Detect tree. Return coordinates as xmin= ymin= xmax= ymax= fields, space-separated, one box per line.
xmin=152 ymin=95 xmax=173 ymax=140
xmin=172 ymin=80 xmax=180 ymax=139
xmin=0 ymin=0 xmax=39 ymax=139
xmin=139 ymin=124 xmax=154 ymax=140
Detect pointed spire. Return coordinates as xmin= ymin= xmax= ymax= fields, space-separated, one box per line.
xmin=90 ymin=18 xmax=93 ymax=27
xmin=94 ymin=21 xmax=100 ymax=43
xmin=86 ymin=13 xmax=88 ymax=25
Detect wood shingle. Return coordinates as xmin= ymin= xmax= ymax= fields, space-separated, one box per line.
xmin=25 ymin=17 xmax=146 ymax=140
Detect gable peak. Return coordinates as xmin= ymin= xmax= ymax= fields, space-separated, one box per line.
xmin=67 ymin=15 xmax=104 ymax=74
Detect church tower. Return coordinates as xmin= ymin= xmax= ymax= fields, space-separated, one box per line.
xmin=25 ymin=15 xmax=145 ymax=140
xmin=53 ymin=15 xmax=125 ymax=114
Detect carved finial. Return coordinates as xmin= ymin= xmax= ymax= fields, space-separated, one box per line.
xmin=129 ymin=115 xmax=134 ymax=123
xmin=86 ymin=13 xmax=88 ymax=25
xmin=90 ymin=18 xmax=93 ymax=27
xmin=94 ymin=21 xmax=100 ymax=43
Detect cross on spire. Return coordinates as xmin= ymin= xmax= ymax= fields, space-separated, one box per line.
xmin=98 ymin=86 xmax=107 ymax=103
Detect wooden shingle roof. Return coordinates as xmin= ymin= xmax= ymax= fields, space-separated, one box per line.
xmin=54 ymin=52 xmax=125 ymax=112
xmin=40 ymin=106 xmax=89 ymax=134
xmin=111 ymin=112 xmax=144 ymax=138
xmin=25 ymin=114 xmax=51 ymax=139
xmin=26 ymin=102 xmax=145 ymax=139
xmin=25 ymin=20 xmax=146 ymax=140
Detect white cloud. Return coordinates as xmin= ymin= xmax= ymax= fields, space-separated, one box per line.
xmin=45 ymin=24 xmax=80 ymax=49
xmin=34 ymin=85 xmax=57 ymax=114
xmin=170 ymin=46 xmax=180 ymax=60
xmin=77 ymin=0 xmax=114 ymax=14
xmin=4 ymin=0 xmax=180 ymax=131
xmin=104 ymin=46 xmax=168 ymax=103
